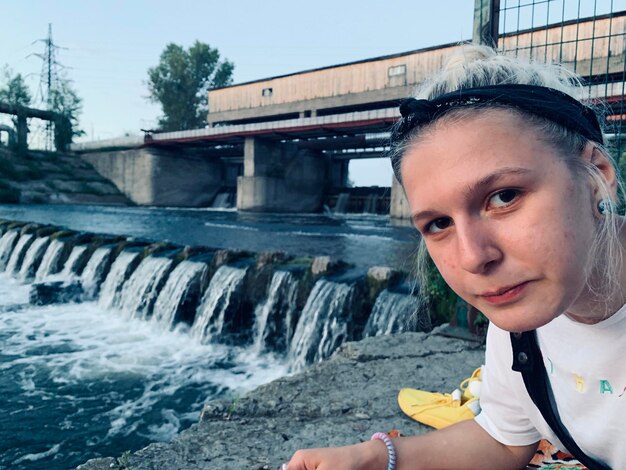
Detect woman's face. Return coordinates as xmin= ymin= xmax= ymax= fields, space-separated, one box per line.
xmin=401 ymin=110 xmax=598 ymax=332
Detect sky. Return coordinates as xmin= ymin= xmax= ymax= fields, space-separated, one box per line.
xmin=1 ymin=1 xmax=475 ymax=186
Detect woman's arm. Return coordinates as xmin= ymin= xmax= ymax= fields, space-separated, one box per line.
xmin=285 ymin=419 xmax=538 ymax=470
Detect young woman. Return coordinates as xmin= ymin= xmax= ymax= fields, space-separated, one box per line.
xmin=284 ymin=45 xmax=626 ymax=469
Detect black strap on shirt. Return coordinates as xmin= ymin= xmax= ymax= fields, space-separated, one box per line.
xmin=510 ymin=330 xmax=611 ymax=470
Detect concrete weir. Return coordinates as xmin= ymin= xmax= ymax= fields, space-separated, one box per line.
xmin=82 ymin=147 xmax=223 ymax=207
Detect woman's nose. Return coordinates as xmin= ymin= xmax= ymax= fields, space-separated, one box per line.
xmin=456 ymin=221 xmax=502 ymax=274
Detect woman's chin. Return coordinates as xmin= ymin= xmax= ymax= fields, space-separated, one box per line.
xmin=481 ymin=306 xmax=560 ymax=333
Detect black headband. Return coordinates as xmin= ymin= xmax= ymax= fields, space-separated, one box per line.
xmin=393 ymin=84 xmax=604 ymax=146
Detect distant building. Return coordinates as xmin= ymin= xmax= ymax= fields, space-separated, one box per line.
xmin=207 ymin=12 xmax=626 ymax=127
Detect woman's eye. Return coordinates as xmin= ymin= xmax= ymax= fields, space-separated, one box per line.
xmin=425 ymin=217 xmax=452 ymax=234
xmin=488 ymin=189 xmax=520 ymax=209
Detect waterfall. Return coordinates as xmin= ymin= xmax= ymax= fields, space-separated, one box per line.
xmin=18 ymin=236 xmax=51 ymax=280
xmin=60 ymin=245 xmax=89 ymax=278
xmin=334 ymin=193 xmax=350 ymax=214
xmin=0 ymin=230 xmax=19 ymax=270
xmin=35 ymin=239 xmax=66 ymax=281
xmin=211 ymin=192 xmax=232 ymax=209
xmin=80 ymin=247 xmax=114 ymax=298
xmin=191 ymin=265 xmax=247 ymax=344
xmin=117 ymin=256 xmax=173 ymax=320
xmin=363 ymin=290 xmax=430 ymax=337
xmin=288 ymin=279 xmax=355 ymax=371
xmin=98 ymin=251 xmax=141 ymax=309
xmin=5 ymin=234 xmax=34 ymax=276
xmin=363 ymin=194 xmax=378 ymax=214
xmin=252 ymin=270 xmax=299 ymax=354
xmin=152 ymin=260 xmax=208 ymax=329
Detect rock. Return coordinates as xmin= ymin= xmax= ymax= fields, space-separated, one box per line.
xmin=76 ymin=332 xmax=484 ymax=470
xmin=366 ymin=266 xmax=397 ymax=282
xmin=310 ymin=256 xmax=345 ymax=276
xmin=30 ymin=281 xmax=84 ymax=305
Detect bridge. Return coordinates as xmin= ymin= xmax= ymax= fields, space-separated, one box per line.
xmin=72 ymin=101 xmax=408 ymax=216
xmin=70 ymin=11 xmax=626 ymax=220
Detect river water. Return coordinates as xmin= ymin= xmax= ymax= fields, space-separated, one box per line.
xmin=0 ymin=204 xmax=419 ymax=270
xmin=0 ymin=204 xmax=420 ymax=469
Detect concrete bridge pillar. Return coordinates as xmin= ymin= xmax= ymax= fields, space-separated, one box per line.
xmin=330 ymin=160 xmax=350 ymax=188
xmin=390 ymin=174 xmax=412 ymax=221
xmin=237 ymin=137 xmax=329 ymax=212
xmin=82 ymin=147 xmax=224 ymax=206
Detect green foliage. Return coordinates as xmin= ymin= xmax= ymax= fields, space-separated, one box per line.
xmin=48 ymin=76 xmax=85 ymax=150
xmin=0 ymin=67 xmax=32 ymax=133
xmin=147 ymin=41 xmax=234 ymax=131
xmin=0 ymin=67 xmax=32 ymax=108
xmin=112 ymin=450 xmax=132 ymax=470
xmin=422 ymin=255 xmax=458 ymax=325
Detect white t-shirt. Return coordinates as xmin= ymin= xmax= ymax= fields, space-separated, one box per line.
xmin=474 ymin=302 xmax=626 ymax=468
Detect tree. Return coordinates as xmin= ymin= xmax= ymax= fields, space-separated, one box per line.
xmin=48 ymin=75 xmax=84 ymax=150
xmin=147 ymin=41 xmax=234 ymax=131
xmin=0 ymin=68 xmax=32 ymax=109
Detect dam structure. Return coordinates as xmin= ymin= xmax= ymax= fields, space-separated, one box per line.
xmin=71 ymin=12 xmax=626 ymax=219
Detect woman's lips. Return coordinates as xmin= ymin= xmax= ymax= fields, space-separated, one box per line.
xmin=480 ymin=281 xmax=530 ymax=305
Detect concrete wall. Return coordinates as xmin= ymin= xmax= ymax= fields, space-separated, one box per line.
xmin=237 ymin=138 xmax=329 ymax=212
xmin=82 ymin=148 xmax=224 ymax=207
xmin=390 ymin=174 xmax=412 ymax=221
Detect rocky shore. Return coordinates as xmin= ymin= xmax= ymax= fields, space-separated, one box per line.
xmin=77 ymin=330 xmax=484 ymax=470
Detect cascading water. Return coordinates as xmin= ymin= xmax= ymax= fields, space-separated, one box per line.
xmin=334 ymin=193 xmax=350 ymax=213
xmin=80 ymin=246 xmax=114 ymax=298
xmin=5 ymin=234 xmax=34 ymax=276
xmin=288 ymin=279 xmax=355 ymax=371
xmin=152 ymin=260 xmax=208 ymax=329
xmin=0 ymin=230 xmax=19 ymax=270
xmin=60 ymin=245 xmax=88 ymax=278
xmin=117 ymin=256 xmax=173 ymax=320
xmin=35 ymin=239 xmax=66 ymax=281
xmin=0 ymin=212 xmax=421 ymax=469
xmin=98 ymin=251 xmax=141 ymax=310
xmin=252 ymin=270 xmax=299 ymax=354
xmin=363 ymin=289 xmax=430 ymax=337
xmin=191 ymin=265 xmax=247 ymax=344
xmin=18 ymin=236 xmax=51 ymax=280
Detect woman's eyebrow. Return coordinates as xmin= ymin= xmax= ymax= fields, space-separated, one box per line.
xmin=411 ymin=167 xmax=532 ymax=225
xmin=462 ymin=167 xmax=532 ymax=198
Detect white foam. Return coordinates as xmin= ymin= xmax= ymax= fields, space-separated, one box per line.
xmin=0 ymin=272 xmax=31 ymax=305
xmin=203 ymin=222 xmax=260 ymax=232
xmin=0 ymin=300 xmax=288 ymax=443
xmin=12 ymin=443 xmax=61 ymax=464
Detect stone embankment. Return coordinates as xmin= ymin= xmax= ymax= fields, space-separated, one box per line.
xmin=77 ymin=331 xmax=484 ymax=470
xmin=0 ymin=147 xmax=129 ymax=204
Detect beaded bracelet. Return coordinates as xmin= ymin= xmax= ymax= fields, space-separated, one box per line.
xmin=370 ymin=432 xmax=397 ymax=470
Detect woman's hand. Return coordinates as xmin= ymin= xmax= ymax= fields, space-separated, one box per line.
xmin=283 ymin=440 xmax=388 ymax=470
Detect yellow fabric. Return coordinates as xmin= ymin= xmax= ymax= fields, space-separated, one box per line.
xmin=397 ymin=388 xmax=477 ymax=429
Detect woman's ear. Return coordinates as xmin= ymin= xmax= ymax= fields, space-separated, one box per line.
xmin=581 ymin=142 xmax=618 ymax=199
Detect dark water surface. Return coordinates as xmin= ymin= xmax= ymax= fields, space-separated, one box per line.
xmin=0 ymin=204 xmax=419 ymax=270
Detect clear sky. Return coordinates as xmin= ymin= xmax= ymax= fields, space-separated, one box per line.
xmin=1 ymin=1 xmax=476 ymax=186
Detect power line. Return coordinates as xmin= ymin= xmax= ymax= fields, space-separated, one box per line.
xmin=28 ymin=23 xmax=67 ymax=150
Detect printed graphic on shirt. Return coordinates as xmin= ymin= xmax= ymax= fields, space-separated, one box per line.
xmin=547 ymin=357 xmax=625 ymax=398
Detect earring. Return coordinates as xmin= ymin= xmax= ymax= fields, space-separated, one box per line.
xmin=598 ymin=199 xmax=614 ymax=215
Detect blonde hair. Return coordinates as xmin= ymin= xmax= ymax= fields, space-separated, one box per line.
xmin=392 ymin=44 xmax=625 ymax=312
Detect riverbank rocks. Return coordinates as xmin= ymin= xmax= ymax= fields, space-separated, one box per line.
xmin=76 ymin=331 xmax=484 ymax=470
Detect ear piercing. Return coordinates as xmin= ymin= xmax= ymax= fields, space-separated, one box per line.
xmin=598 ymin=199 xmax=615 ymax=215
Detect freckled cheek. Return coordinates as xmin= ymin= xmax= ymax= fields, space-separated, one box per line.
xmin=432 ymin=255 xmax=468 ymax=294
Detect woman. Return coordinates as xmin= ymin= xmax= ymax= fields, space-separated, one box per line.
xmin=284 ymin=45 xmax=626 ymax=469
